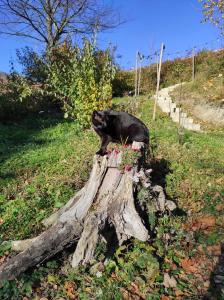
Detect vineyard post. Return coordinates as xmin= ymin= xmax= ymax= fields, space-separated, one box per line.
xmin=135 ymin=51 xmax=139 ymax=98
xmin=137 ymin=54 xmax=142 ymax=96
xmin=192 ymin=47 xmax=195 ymax=81
xmin=153 ymin=43 xmax=165 ymax=121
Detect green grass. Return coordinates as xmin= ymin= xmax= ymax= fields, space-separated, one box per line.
xmin=0 ymin=116 xmax=98 ymax=239
xmin=140 ymin=98 xmax=224 ymax=211
xmin=0 ymin=99 xmax=224 ymax=299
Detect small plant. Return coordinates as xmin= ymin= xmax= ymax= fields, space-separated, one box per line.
xmin=109 ymin=144 xmax=142 ymax=171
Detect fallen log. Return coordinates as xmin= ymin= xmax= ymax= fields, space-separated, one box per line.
xmin=0 ymin=142 xmax=176 ymax=281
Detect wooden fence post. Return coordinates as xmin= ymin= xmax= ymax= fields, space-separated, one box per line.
xmin=153 ymin=43 xmax=165 ymax=121
xmin=192 ymin=47 xmax=195 ymax=81
xmin=137 ymin=54 xmax=142 ymax=96
xmin=135 ymin=51 xmax=139 ymax=98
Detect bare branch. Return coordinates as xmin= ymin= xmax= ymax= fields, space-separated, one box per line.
xmin=0 ymin=0 xmax=123 ymax=50
xmin=0 ymin=29 xmax=45 ymax=42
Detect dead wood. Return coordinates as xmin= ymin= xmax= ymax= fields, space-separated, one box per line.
xmin=0 ymin=142 xmax=176 ymax=281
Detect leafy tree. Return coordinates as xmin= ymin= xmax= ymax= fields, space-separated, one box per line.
xmin=199 ymin=0 xmax=224 ymax=34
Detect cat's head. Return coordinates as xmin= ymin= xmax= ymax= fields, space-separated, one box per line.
xmin=92 ymin=110 xmax=108 ymax=128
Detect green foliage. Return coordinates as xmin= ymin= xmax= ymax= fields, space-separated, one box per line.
xmin=0 ymin=241 xmax=11 ymax=256
xmin=0 ymin=41 xmax=115 ymax=125
xmin=112 ymin=69 xmax=135 ymax=97
xmin=47 ymin=40 xmax=116 ymax=127
xmin=0 ymin=72 xmax=50 ymax=121
xmin=0 ymin=47 xmax=51 ymax=120
xmin=138 ymin=187 xmax=157 ymax=231
xmin=114 ymin=241 xmax=159 ymax=284
xmin=16 ymin=47 xmax=48 ymax=83
xmin=117 ymin=145 xmax=142 ymax=171
xmin=199 ymin=0 xmax=224 ymax=34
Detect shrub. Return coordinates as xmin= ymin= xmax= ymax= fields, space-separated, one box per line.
xmin=0 ymin=41 xmax=116 ymax=124
xmin=112 ymin=70 xmax=135 ymax=97
xmin=0 ymin=70 xmax=56 ymax=121
xmin=47 ymin=40 xmax=116 ymax=127
xmin=16 ymin=47 xmax=48 ymax=83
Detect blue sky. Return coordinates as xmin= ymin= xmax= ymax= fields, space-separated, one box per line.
xmin=0 ymin=0 xmax=222 ymax=73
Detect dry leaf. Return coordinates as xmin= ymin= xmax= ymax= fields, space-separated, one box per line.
xmin=163 ymin=273 xmax=177 ymax=288
xmin=197 ymin=244 xmax=204 ymax=253
xmin=121 ymin=288 xmax=132 ymax=300
xmin=181 ymin=258 xmax=198 ymax=273
xmin=0 ymin=256 xmax=7 ymax=264
xmin=203 ymin=281 xmax=210 ymax=288
xmin=216 ymin=203 xmax=224 ymax=211
xmin=175 ymin=289 xmax=184 ymax=297
xmin=215 ymin=177 xmax=224 ymax=185
xmin=129 ymin=282 xmax=145 ymax=299
xmin=161 ymin=296 xmax=170 ymax=300
xmin=64 ymin=281 xmax=76 ymax=299
xmin=207 ymin=244 xmax=221 ymax=256
xmin=191 ymin=215 xmax=215 ymax=231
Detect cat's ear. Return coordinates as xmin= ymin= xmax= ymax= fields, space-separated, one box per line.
xmin=92 ymin=110 xmax=105 ymax=124
xmin=93 ymin=110 xmax=103 ymax=117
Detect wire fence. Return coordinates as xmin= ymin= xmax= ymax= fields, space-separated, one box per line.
xmin=120 ymin=37 xmax=224 ymax=70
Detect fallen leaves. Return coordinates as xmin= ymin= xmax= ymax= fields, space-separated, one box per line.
xmin=160 ymin=296 xmax=170 ymax=300
xmin=64 ymin=281 xmax=77 ymax=299
xmin=215 ymin=203 xmax=224 ymax=211
xmin=121 ymin=282 xmax=146 ymax=300
xmin=181 ymin=258 xmax=198 ymax=273
xmin=175 ymin=289 xmax=184 ymax=297
xmin=184 ymin=215 xmax=216 ymax=232
xmin=121 ymin=284 xmax=146 ymax=300
xmin=206 ymin=244 xmax=221 ymax=256
xmin=0 ymin=255 xmax=7 ymax=264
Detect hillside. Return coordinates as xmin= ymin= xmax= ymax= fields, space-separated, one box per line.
xmin=113 ymin=48 xmax=224 ymax=97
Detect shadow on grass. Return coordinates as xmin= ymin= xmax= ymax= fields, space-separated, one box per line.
xmin=149 ymin=157 xmax=171 ymax=188
xmin=0 ymin=113 xmax=70 ymax=179
xmin=204 ymin=243 xmax=224 ymax=300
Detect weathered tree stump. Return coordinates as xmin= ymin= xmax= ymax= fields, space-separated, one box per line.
xmin=0 ymin=142 xmax=176 ymax=282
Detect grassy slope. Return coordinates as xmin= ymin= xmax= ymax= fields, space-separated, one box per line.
xmin=114 ymin=49 xmax=224 ymax=96
xmin=170 ymin=75 xmax=224 ymax=130
xmin=0 ymin=100 xmax=224 ymax=299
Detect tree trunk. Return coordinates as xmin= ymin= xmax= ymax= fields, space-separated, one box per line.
xmin=0 ymin=142 xmax=176 ymax=282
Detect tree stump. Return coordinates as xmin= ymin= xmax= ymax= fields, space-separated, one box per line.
xmin=0 ymin=142 xmax=176 ymax=282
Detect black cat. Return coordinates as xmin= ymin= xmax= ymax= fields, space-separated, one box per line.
xmin=92 ymin=110 xmax=149 ymax=155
